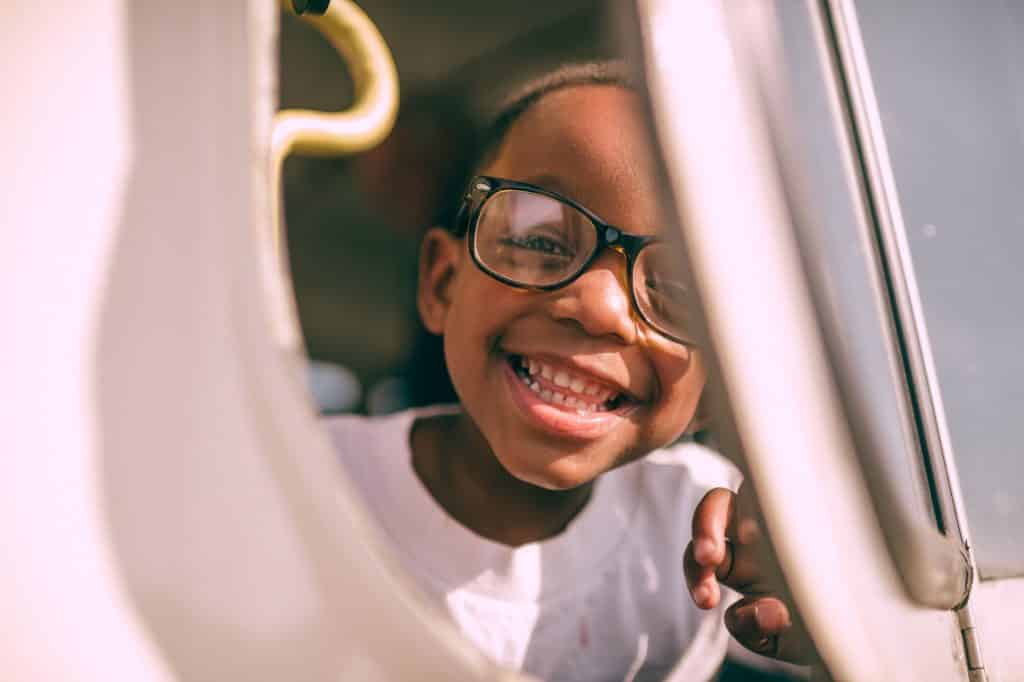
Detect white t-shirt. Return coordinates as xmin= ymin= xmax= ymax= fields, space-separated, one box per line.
xmin=325 ymin=406 xmax=742 ymax=682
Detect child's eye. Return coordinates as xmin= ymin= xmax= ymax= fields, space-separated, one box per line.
xmin=499 ymin=232 xmax=574 ymax=258
xmin=645 ymin=277 xmax=690 ymax=302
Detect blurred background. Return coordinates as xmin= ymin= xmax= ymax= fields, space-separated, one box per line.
xmin=280 ymin=0 xmax=613 ymax=415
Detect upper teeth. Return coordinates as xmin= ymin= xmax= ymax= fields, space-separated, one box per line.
xmin=519 ymin=356 xmax=618 ymax=406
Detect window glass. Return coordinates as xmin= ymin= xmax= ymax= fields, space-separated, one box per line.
xmin=854 ymin=0 xmax=1024 ymax=578
xmin=774 ymin=3 xmax=938 ymax=528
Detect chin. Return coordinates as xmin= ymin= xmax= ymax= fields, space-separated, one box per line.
xmin=498 ymin=451 xmax=596 ymax=491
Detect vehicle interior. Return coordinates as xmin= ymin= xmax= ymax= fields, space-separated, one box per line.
xmin=4 ymin=1 xmax=1022 ymax=681
xmin=280 ymin=3 xmax=802 ymax=678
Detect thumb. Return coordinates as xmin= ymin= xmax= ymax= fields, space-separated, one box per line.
xmin=725 ymin=596 xmax=816 ymax=665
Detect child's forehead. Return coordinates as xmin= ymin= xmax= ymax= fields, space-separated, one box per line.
xmin=499 ymin=85 xmax=648 ymax=160
xmin=484 ymin=85 xmax=663 ymax=232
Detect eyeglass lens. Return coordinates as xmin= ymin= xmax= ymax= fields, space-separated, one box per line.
xmin=472 ymin=188 xmax=696 ymax=342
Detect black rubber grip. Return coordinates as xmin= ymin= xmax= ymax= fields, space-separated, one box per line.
xmin=291 ymin=0 xmax=330 ymax=15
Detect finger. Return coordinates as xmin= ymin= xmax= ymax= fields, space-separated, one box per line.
xmin=734 ymin=481 xmax=760 ymax=527
xmin=684 ymin=540 xmax=708 ymax=606
xmin=725 ymin=596 xmax=815 ymax=664
xmin=718 ymin=487 xmax=770 ymax=594
xmin=684 ymin=540 xmax=727 ymax=609
xmin=725 ymin=596 xmax=789 ymax=659
xmin=732 ymin=483 xmax=763 ymax=548
xmin=689 ymin=488 xmax=738 ymax=609
xmin=691 ymin=488 xmax=736 ymax=570
xmin=716 ymin=522 xmax=769 ymax=594
xmin=736 ymin=515 xmax=761 ymax=545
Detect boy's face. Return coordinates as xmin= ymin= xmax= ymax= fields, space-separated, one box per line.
xmin=419 ymin=84 xmax=706 ymax=490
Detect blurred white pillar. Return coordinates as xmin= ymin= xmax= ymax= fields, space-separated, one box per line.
xmin=0 ymin=2 xmax=172 ymax=680
xmin=0 ymin=1 xmax=503 ymax=680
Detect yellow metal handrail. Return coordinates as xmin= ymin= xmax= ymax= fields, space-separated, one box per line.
xmin=271 ymin=0 xmax=399 ymax=255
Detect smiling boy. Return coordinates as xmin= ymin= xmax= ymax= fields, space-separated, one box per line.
xmin=327 ymin=64 xmax=807 ymax=681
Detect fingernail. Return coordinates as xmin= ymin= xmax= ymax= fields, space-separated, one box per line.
xmin=754 ymin=602 xmax=791 ymax=631
xmin=755 ymin=605 xmax=773 ymax=631
xmin=695 ymin=538 xmax=716 ymax=564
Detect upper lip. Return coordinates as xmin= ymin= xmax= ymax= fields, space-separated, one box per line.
xmin=505 ymin=350 xmax=648 ymax=403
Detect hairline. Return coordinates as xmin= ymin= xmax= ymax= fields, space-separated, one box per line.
xmin=477 ymin=63 xmax=635 ymax=168
xmin=445 ymin=62 xmax=637 ymax=231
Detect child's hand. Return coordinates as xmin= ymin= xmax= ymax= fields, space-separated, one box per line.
xmin=684 ymin=487 xmax=814 ymax=664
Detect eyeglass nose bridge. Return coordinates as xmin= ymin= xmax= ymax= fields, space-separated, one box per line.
xmin=597 ymin=227 xmax=650 ymax=261
xmin=588 ymin=234 xmax=652 ymax=318
xmin=588 ymin=218 xmax=654 ymax=282
xmin=580 ymin=242 xmax=635 ymax=306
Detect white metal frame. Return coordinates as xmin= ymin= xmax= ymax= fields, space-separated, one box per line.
xmin=8 ymin=0 xmax=1019 ymax=680
xmin=639 ymin=0 xmax=971 ymax=679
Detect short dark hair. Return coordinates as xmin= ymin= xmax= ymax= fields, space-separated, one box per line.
xmin=443 ymin=61 xmax=636 ymax=231
xmin=478 ymin=61 xmax=635 ymax=166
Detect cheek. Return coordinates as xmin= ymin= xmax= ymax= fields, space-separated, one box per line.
xmin=650 ymin=346 xmax=706 ymax=436
xmin=440 ymin=272 xmax=527 ymax=389
xmin=446 ymin=273 xmax=517 ymax=345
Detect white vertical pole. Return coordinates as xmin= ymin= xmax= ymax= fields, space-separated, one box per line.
xmin=0 ymin=2 xmax=174 ymax=680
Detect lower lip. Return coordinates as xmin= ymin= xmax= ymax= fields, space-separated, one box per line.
xmin=502 ymin=361 xmax=633 ymax=440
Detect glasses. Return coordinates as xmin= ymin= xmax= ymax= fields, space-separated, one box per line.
xmin=453 ymin=176 xmax=698 ymax=346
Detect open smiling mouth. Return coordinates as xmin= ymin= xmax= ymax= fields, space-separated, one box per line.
xmin=506 ymin=354 xmax=633 ymax=416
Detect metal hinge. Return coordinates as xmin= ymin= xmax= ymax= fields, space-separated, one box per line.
xmin=956 ymin=605 xmax=987 ymax=682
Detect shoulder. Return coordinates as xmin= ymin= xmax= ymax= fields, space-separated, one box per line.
xmin=321 ymin=410 xmax=414 ymax=468
xmin=642 ymin=440 xmax=743 ymax=493
xmin=630 ymin=441 xmax=743 ymax=521
xmin=321 ymin=411 xmax=401 ymax=453
xmin=321 ymin=404 xmax=461 ymax=460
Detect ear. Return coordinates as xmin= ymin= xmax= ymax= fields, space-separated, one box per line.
xmin=417 ymin=227 xmax=462 ymax=334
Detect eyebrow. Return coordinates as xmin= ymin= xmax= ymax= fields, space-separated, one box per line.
xmin=519 ymin=174 xmax=578 ymax=200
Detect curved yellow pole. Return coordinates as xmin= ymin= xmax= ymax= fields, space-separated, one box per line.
xmin=271 ymin=0 xmax=400 ymax=256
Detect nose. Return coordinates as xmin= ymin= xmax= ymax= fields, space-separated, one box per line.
xmin=547 ymin=249 xmax=639 ymax=344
